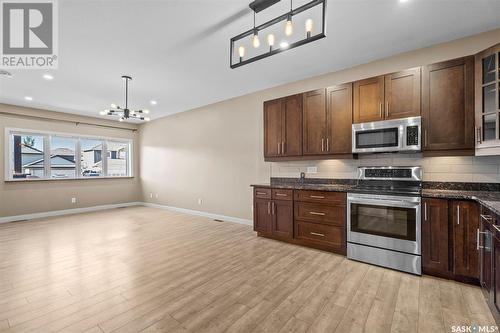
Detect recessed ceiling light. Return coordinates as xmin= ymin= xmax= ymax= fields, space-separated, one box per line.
xmin=150 ymin=100 xmax=157 ymax=106
xmin=43 ymin=74 xmax=54 ymax=80
xmin=24 ymin=96 xmax=33 ymax=101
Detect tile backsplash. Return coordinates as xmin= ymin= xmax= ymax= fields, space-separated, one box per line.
xmin=269 ymin=154 xmax=500 ymax=183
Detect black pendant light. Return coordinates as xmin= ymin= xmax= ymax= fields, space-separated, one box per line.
xmin=100 ymin=75 xmax=151 ymax=122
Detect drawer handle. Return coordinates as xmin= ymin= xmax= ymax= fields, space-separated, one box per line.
xmin=275 ymin=193 xmax=288 ymax=197
xmin=256 ymin=192 xmax=268 ymax=195
xmin=309 ymin=211 xmax=326 ymax=216
xmin=309 ymin=195 xmax=325 ymax=199
xmin=310 ymin=232 xmax=325 ymax=237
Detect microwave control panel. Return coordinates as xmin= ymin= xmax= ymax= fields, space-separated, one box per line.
xmin=406 ymin=126 xmax=419 ymax=146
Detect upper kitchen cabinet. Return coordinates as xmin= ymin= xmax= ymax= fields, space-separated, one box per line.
xmin=353 ymin=69 xmax=421 ymax=123
xmin=302 ymin=85 xmax=352 ymax=156
xmin=475 ymin=43 xmax=500 ymax=156
xmin=422 ymin=56 xmax=475 ymax=155
xmin=303 ymin=89 xmax=327 ymax=155
xmin=326 ymin=83 xmax=353 ymax=154
xmin=353 ymin=76 xmax=385 ymax=123
xmin=384 ymin=68 xmax=421 ymax=120
xmin=264 ymin=94 xmax=303 ymax=159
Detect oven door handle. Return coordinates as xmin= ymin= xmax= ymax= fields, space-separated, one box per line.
xmin=348 ymin=198 xmax=420 ymax=208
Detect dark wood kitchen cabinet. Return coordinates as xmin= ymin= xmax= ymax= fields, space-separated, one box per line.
xmin=264 ymin=94 xmax=302 ymax=159
xmin=303 ymin=89 xmax=327 ymax=155
xmin=452 ymin=200 xmax=479 ymax=279
xmin=353 ymin=69 xmax=421 ymax=123
xmin=303 ymin=85 xmax=352 ymax=156
xmin=422 ymin=198 xmax=450 ymax=277
xmin=493 ymin=231 xmax=500 ymax=316
xmin=479 ymin=208 xmax=493 ymax=297
xmin=422 ymin=56 xmax=475 ymax=155
xmin=253 ymin=188 xmax=293 ymax=239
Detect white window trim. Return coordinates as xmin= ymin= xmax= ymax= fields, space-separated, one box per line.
xmin=4 ymin=127 xmax=134 ymax=182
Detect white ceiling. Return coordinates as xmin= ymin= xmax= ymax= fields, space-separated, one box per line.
xmin=1 ymin=0 xmax=499 ymax=121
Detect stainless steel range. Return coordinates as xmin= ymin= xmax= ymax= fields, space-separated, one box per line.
xmin=347 ymin=166 xmax=422 ymax=275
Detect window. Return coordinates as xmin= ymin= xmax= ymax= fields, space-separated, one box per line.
xmin=6 ymin=129 xmax=132 ymax=181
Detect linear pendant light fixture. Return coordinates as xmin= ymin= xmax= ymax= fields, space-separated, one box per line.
xmin=230 ymin=0 xmax=326 ymax=68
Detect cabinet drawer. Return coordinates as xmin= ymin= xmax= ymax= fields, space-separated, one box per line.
xmin=254 ymin=188 xmax=271 ymax=199
xmin=295 ymin=221 xmax=344 ymax=248
xmin=294 ymin=190 xmax=346 ymax=205
xmin=294 ymin=202 xmax=345 ymax=226
xmin=272 ymin=189 xmax=293 ymax=201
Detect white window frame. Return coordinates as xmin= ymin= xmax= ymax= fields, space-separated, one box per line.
xmin=4 ymin=128 xmax=133 ymax=182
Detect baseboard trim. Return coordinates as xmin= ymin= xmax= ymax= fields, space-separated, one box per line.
xmin=142 ymin=202 xmax=253 ymax=226
xmin=0 ymin=202 xmax=143 ymax=224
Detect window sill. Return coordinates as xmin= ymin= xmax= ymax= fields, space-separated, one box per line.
xmin=5 ymin=176 xmax=135 ymax=183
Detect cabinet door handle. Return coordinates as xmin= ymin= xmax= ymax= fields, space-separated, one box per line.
xmin=309 ymin=211 xmax=326 ymax=216
xmin=267 ymin=202 xmax=271 ymax=215
xmin=282 ymin=142 xmax=285 ymax=155
xmin=321 ymin=138 xmax=324 ymax=152
xmin=310 ymin=195 xmax=325 ymax=199
xmin=386 ymin=101 xmax=389 ymax=118
xmin=310 ymin=232 xmax=325 ymax=237
xmin=424 ymin=130 xmax=428 ymax=147
xmin=424 ymin=202 xmax=427 ymax=221
xmin=326 ymin=138 xmax=330 ymax=152
xmin=275 ymin=193 xmax=287 ymax=197
xmin=277 ymin=143 xmax=281 ymax=155
xmin=272 ymin=202 xmax=275 ymax=215
xmin=379 ymin=102 xmax=383 ymax=118
xmin=256 ymin=192 xmax=267 ymax=196
xmin=457 ymin=205 xmax=460 ymax=225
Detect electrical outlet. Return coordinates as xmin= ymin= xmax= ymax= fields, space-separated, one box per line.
xmin=306 ymin=166 xmax=317 ymax=174
xmin=198 ymin=198 xmax=203 ymax=205
xmin=71 ymin=197 xmax=77 ymax=204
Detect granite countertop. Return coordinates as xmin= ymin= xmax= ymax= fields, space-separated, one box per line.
xmin=252 ymin=178 xmax=500 ymax=216
xmin=422 ymin=189 xmax=500 ymax=215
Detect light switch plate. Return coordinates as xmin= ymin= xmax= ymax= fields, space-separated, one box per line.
xmin=306 ymin=167 xmax=317 ymax=174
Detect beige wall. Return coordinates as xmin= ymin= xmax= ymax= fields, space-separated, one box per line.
xmin=0 ymin=104 xmax=141 ymax=217
xmin=139 ymin=28 xmax=500 ymax=221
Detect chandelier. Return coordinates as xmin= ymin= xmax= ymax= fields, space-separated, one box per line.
xmin=100 ymin=75 xmax=151 ymax=122
xmin=230 ymin=0 xmax=326 ymax=68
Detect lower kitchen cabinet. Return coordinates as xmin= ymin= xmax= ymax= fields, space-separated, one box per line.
xmin=253 ymin=187 xmax=346 ymax=254
xmin=494 ymin=234 xmax=500 ymax=315
xmin=452 ymin=200 xmax=479 ymax=279
xmin=422 ymin=198 xmax=450 ymax=276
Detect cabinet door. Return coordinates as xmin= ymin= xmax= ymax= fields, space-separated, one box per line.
xmin=254 ymin=198 xmax=272 ymax=234
xmin=422 ymin=57 xmax=475 ymax=152
xmin=326 ymin=83 xmax=352 ymax=154
xmin=480 ymin=214 xmax=493 ymax=295
xmin=353 ymin=76 xmax=384 ymax=123
xmin=452 ymin=201 xmax=479 ymax=278
xmin=475 ymin=43 xmax=500 ymax=148
xmin=494 ymin=235 xmax=500 ymax=314
xmin=422 ymin=198 xmax=449 ymax=274
xmin=272 ymin=200 xmax=293 ymax=239
xmin=303 ymin=89 xmax=327 ymax=155
xmin=282 ymin=94 xmax=303 ymax=157
xmin=264 ymin=99 xmax=283 ymax=157
xmin=384 ymin=68 xmax=421 ymax=120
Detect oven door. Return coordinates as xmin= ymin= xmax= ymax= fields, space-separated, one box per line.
xmin=347 ymin=193 xmax=421 ymax=255
xmin=352 ymin=125 xmax=403 ymax=153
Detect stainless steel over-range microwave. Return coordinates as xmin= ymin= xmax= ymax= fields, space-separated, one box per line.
xmin=352 ymin=116 xmax=421 ymax=154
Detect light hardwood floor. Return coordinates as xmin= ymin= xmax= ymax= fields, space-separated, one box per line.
xmin=0 ymin=206 xmax=495 ymax=333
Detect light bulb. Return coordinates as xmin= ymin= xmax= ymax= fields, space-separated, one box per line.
xmin=267 ymin=34 xmax=275 ymax=46
xmin=238 ymin=46 xmax=245 ymax=61
xmin=305 ymin=19 xmax=314 ymax=37
xmin=111 ymin=103 xmax=117 ymax=108
xmin=285 ymin=17 xmax=293 ymax=36
xmin=252 ymin=32 xmax=260 ymax=48
xmin=143 ymin=109 xmax=150 ymax=114
xmin=144 ymin=117 xmax=151 ymax=122
xmin=280 ymin=41 xmax=289 ymax=49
